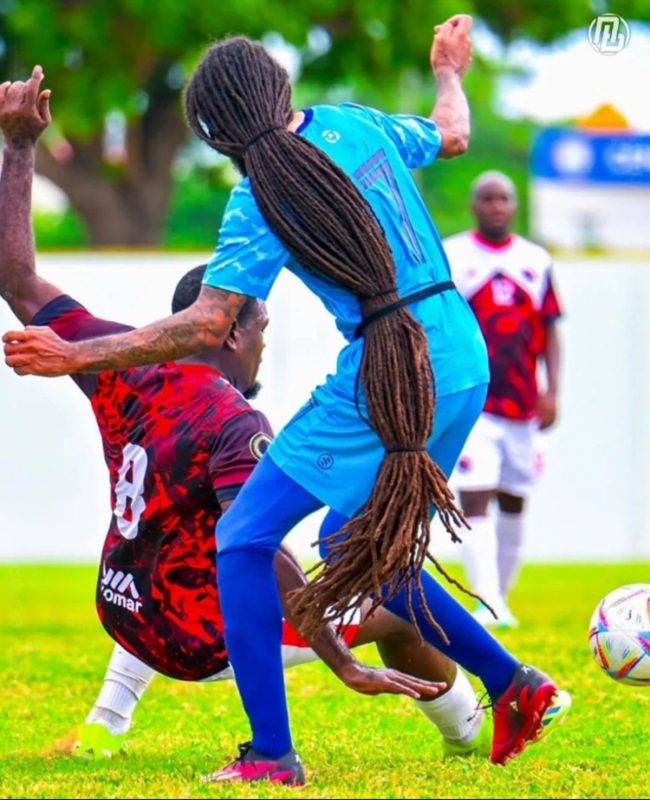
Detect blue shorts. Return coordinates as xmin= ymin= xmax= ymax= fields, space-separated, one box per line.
xmin=268 ymin=382 xmax=488 ymax=517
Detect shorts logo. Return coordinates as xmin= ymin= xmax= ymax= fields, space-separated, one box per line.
xmin=317 ymin=453 xmax=334 ymax=470
xmin=101 ymin=563 xmax=143 ymax=615
xmin=249 ymin=432 xmax=272 ymax=461
xmin=458 ymin=456 xmax=473 ymax=473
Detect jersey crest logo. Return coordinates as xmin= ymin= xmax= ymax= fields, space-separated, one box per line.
xmin=323 ymin=130 xmax=341 ymax=144
xmin=249 ymin=432 xmax=272 ymax=460
xmin=491 ymin=277 xmax=516 ymax=306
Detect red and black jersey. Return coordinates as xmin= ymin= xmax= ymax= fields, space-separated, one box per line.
xmin=444 ymin=231 xmax=562 ymax=420
xmin=31 ymin=295 xmax=273 ymax=680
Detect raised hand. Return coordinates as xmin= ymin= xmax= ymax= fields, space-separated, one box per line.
xmin=0 ymin=65 xmax=51 ymax=146
xmin=430 ymin=14 xmax=474 ymax=79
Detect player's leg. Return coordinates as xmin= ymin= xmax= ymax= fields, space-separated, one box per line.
xmin=320 ymin=385 xmax=567 ymax=765
xmin=71 ymin=644 xmax=155 ymax=759
xmin=321 ymin=503 xmax=566 ymax=765
xmin=354 ymin=608 xmax=488 ymax=756
xmin=353 ymin=601 xmax=569 ymax=758
xmin=454 ymin=414 xmax=512 ymax=625
xmin=209 ymin=456 xmax=324 ymax=784
xmin=318 ymin=388 xmax=519 ymax=699
xmin=496 ymin=419 xmax=542 ymax=608
xmin=459 ymin=488 xmax=508 ymax=625
xmin=319 ymin=386 xmax=518 ymax=693
xmin=319 ymin=510 xmax=518 ymax=702
xmin=495 ymin=490 xmax=525 ymax=618
xmin=214 ymin=601 xmax=567 ymax=764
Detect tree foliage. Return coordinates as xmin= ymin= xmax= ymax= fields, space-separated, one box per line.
xmin=2 ymin=0 xmax=643 ymax=244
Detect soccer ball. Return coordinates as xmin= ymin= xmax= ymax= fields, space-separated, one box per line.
xmin=588 ymin=584 xmax=650 ymax=686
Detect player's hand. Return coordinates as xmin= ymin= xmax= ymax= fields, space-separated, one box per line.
xmin=0 ymin=65 xmax=51 ymax=146
xmin=430 ymin=14 xmax=473 ymax=79
xmin=338 ymin=660 xmax=446 ymax=700
xmin=3 ymin=326 xmax=80 ymax=376
xmin=537 ymin=392 xmax=558 ymax=430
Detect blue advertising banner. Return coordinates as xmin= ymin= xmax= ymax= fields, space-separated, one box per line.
xmin=531 ymin=129 xmax=650 ymax=185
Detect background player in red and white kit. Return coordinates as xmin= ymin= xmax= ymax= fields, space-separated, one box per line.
xmin=444 ymin=171 xmax=563 ymax=628
xmin=0 ymin=68 xmax=529 ymax=764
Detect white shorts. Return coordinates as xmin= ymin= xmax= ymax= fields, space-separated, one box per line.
xmin=451 ymin=413 xmax=545 ymax=498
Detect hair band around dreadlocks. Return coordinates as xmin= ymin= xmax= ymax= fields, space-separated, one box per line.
xmin=243 ymin=126 xmax=284 ymax=152
xmin=387 ymin=448 xmax=426 ymax=454
xmin=355 ymin=280 xmax=457 ymax=338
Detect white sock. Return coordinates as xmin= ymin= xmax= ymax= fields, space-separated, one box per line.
xmin=86 ymin=645 xmax=156 ymax=735
xmin=497 ymin=510 xmax=526 ymax=598
xmin=461 ymin=515 xmax=504 ymax=612
xmin=413 ymin=668 xmax=483 ymax=744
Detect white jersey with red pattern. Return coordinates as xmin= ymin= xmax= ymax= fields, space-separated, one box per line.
xmin=444 ymin=231 xmax=562 ymax=421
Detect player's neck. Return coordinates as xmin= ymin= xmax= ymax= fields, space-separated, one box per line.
xmin=474 ymin=229 xmax=514 ymax=248
xmin=288 ymin=111 xmax=305 ymax=132
xmin=177 ymin=354 xmax=246 ymax=394
xmin=177 ymin=353 xmax=223 ymax=375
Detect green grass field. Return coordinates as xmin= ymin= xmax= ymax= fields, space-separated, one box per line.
xmin=1 ymin=563 xmax=649 ymax=799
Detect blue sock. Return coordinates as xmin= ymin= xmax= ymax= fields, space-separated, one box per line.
xmin=218 ymin=456 xmax=323 ymax=759
xmin=218 ymin=549 xmax=291 ymax=758
xmin=320 ymin=509 xmax=518 ymax=698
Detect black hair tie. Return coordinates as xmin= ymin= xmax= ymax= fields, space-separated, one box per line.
xmin=355 ymin=280 xmax=457 ymax=338
xmin=243 ymin=126 xmax=283 ymax=152
xmin=387 ymin=448 xmax=426 ymax=454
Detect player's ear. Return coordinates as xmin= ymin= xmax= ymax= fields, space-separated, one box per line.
xmin=223 ymin=319 xmax=239 ymax=351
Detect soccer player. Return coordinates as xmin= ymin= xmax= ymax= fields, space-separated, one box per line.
xmin=444 ymin=171 xmax=562 ymax=628
xmin=4 ymin=22 xmax=568 ymax=783
xmin=0 ymin=62 xmax=537 ymax=767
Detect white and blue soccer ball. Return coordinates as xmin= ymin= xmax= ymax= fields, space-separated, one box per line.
xmin=589 ymin=584 xmax=650 ymax=686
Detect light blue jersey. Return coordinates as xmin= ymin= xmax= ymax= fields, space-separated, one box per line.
xmin=203 ymin=103 xmax=488 ymax=514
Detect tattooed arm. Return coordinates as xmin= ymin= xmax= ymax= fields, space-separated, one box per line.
xmin=3 ymin=285 xmax=247 ymax=375
xmin=0 ymin=68 xmax=247 ymax=377
xmin=0 ymin=66 xmax=63 ymax=324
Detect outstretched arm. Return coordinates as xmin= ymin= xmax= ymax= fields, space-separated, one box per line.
xmin=274 ymin=544 xmax=444 ymax=700
xmin=0 ymin=66 xmax=64 ymax=324
xmin=4 ymin=283 xmax=246 ymax=375
xmin=430 ymin=15 xmax=473 ymax=158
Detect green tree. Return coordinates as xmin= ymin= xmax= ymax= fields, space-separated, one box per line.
xmin=2 ymin=0 xmax=643 ymax=245
xmin=1 ymin=0 xmax=333 ymax=245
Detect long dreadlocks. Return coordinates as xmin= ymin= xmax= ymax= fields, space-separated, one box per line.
xmin=184 ymin=36 xmax=476 ymax=642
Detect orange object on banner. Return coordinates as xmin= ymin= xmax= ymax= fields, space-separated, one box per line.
xmin=578 ymin=104 xmax=631 ymax=131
